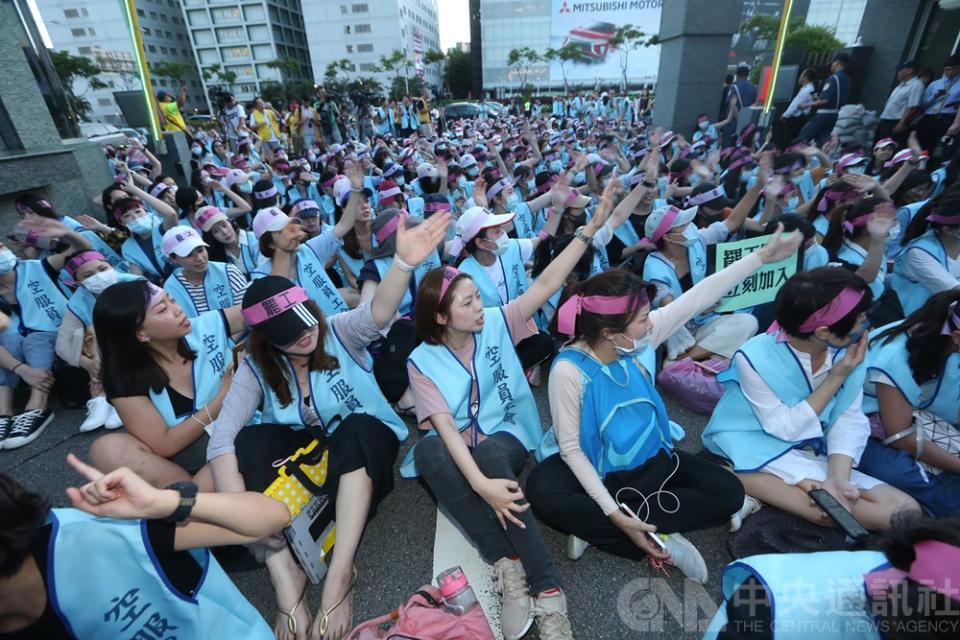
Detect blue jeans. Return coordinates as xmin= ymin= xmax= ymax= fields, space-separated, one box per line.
xmin=857 ymin=438 xmax=960 ymax=516
xmin=0 ymin=330 xmax=56 ymax=388
xmin=796 ymin=112 xmax=838 ymax=146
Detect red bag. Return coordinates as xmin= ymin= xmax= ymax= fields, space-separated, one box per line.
xmin=347 ymin=586 xmax=495 ymax=640
xmin=656 ymin=357 xmax=730 ymax=415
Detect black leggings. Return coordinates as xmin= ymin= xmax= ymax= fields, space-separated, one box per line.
xmin=526 ymin=449 xmax=744 ymax=561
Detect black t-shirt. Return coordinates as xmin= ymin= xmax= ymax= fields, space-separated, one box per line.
xmin=0 ymin=520 xmax=201 ymax=639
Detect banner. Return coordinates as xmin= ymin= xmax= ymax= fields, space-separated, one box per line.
xmin=712 ymin=234 xmax=800 ymax=313
xmin=549 ymin=0 xmax=662 ymax=85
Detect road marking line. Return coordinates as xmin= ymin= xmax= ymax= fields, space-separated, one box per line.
xmin=432 ymin=507 xmax=503 ymax=639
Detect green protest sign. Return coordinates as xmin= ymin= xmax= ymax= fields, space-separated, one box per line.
xmin=713 ymin=234 xmax=799 ymax=312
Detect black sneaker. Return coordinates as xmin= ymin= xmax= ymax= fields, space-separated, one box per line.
xmin=3 ymin=410 xmax=54 ymax=450
xmin=0 ymin=416 xmax=11 ymax=448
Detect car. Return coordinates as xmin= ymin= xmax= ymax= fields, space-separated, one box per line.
xmin=562 ymin=21 xmax=617 ymax=62
xmin=78 ymin=122 xmax=127 ymax=145
xmin=442 ymin=102 xmax=482 ymax=120
xmin=119 ymin=127 xmax=148 ymax=146
xmin=482 ymin=101 xmax=504 ymax=117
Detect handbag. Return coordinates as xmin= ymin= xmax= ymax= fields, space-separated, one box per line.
xmin=656 ymin=357 xmax=729 ymax=415
xmin=347 ymin=586 xmax=494 ymax=640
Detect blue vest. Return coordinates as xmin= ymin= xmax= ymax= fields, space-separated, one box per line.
xmin=122 ymin=217 xmax=171 ymax=281
xmin=164 ymin=262 xmax=235 ymax=318
xmin=47 ymin=508 xmax=273 ymax=640
xmin=407 ymin=196 xmax=425 ymax=217
xmin=512 ymin=203 xmax=536 ymax=239
xmin=401 ymin=307 xmax=542 ymax=478
xmin=253 ymin=244 xmax=348 ymax=316
xmin=793 ymin=171 xmax=817 ymax=204
xmin=61 ymin=216 xmax=129 ymax=273
xmin=887 ymin=201 xmax=927 ymax=260
xmin=245 ymin=322 xmax=407 ymax=441
xmin=891 ymin=230 xmax=950 ymax=317
xmin=804 ymin=243 xmax=830 ymax=271
xmin=811 ymin=213 xmax=830 ymax=238
xmin=836 ymin=240 xmax=885 ymax=300
xmin=863 ymin=322 xmax=959 ymax=425
xmin=336 ymin=247 xmax=366 ymax=284
xmin=643 ymin=230 xmax=711 ymax=324
xmin=702 ymin=331 xmax=867 ymax=472
xmin=549 ymin=348 xmax=681 ymax=478
xmin=458 ymin=240 xmax=528 ymax=307
xmin=66 ymin=273 xmax=143 ymax=327
xmin=702 ymin=550 xmax=886 ymax=640
xmin=149 ymin=311 xmax=234 ymax=427
xmin=613 ymin=217 xmax=642 ymax=249
xmin=4 ymin=259 xmax=67 ymax=334
xmin=229 ymin=231 xmax=261 ymax=274
xmin=371 ymin=251 xmax=440 ymax=317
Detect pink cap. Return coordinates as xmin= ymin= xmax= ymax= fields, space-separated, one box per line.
xmin=864 ymin=540 xmax=960 ymax=602
xmin=374 ymin=210 xmax=408 ymax=245
xmin=195 ymin=206 xmax=228 ymax=232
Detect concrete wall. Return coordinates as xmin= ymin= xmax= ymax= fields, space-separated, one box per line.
xmin=652 ymin=0 xmax=742 ymax=134
xmin=856 ymin=0 xmax=925 ymax=113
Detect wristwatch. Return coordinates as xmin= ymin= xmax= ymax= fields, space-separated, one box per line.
xmin=574 ymin=226 xmax=594 ymax=245
xmin=163 ymin=481 xmax=198 ymax=524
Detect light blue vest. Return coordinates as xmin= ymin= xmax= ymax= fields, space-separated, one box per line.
xmin=613 ymin=217 xmax=642 ymax=250
xmin=643 ymin=230 xmax=710 ymax=324
xmin=836 ymin=239 xmax=886 ymax=300
xmin=804 ymin=243 xmax=830 ymax=270
xmin=121 ymin=217 xmax=170 ymax=281
xmin=407 ymin=196 xmax=425 ymax=217
xmin=371 ymin=251 xmax=440 ymax=317
xmin=245 ymin=323 xmax=406 ymax=441
xmin=336 ymin=247 xmax=366 ymax=284
xmin=793 ymin=170 xmax=817 ymax=204
xmin=887 ymin=201 xmax=927 ymax=260
xmin=163 ymin=262 xmax=235 ymax=318
xmin=458 ymin=240 xmax=528 ymax=307
xmin=4 ymin=259 xmax=67 ymax=334
xmin=702 ymin=550 xmax=886 ymax=640
xmin=66 ymin=273 xmax=143 ymax=326
xmin=149 ymin=311 xmax=234 ymax=427
xmin=229 ymin=230 xmax=261 ymax=274
xmin=512 ymin=202 xmax=536 ymax=239
xmin=891 ymin=230 xmax=950 ymax=317
xmin=702 ymin=331 xmax=867 ymax=472
xmin=61 ymin=215 xmax=129 ymax=273
xmin=544 ymin=348 xmax=682 ymax=478
xmin=48 ymin=508 xmax=273 ymax=639
xmin=253 ymin=244 xmax=348 ymax=316
xmin=401 ymin=307 xmax=542 ymax=478
xmin=863 ymin=322 xmax=959 ymax=425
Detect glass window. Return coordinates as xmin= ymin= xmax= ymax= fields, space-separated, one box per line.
xmin=355 ymin=23 xmax=371 ymax=33
xmin=341 ymin=5 xmax=348 ymax=14
xmin=352 ymin=3 xmax=369 ymax=12
xmin=63 ymin=9 xmax=79 ymax=18
xmin=78 ymin=46 xmax=92 ymax=54
xmin=142 ymin=27 xmax=151 ymax=35
xmin=346 ymin=44 xmax=353 ymax=53
xmin=98 ymin=98 xmax=112 ymax=106
xmin=148 ymin=45 xmax=157 ymax=52
xmin=137 ymin=9 xmax=145 ymax=17
xmin=357 ymin=44 xmax=373 ymax=52
xmin=211 ymin=7 xmax=242 ymax=23
xmin=222 ymin=46 xmax=251 ymax=61
xmin=70 ymin=28 xmax=85 ymax=37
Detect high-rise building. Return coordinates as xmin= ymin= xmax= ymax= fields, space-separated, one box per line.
xmin=180 ymin=0 xmax=312 ymax=106
xmin=302 ymin=1 xmax=441 ymax=97
xmin=33 ymin=0 xmax=205 ymax=124
xmin=479 ymin=0 xmax=550 ymax=92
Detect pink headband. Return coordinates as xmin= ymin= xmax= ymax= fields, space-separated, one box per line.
xmin=842 ymin=214 xmax=872 ymax=234
xmin=438 ymin=266 xmax=462 ymax=303
xmin=817 ymin=189 xmax=859 ymax=212
xmin=255 ymin=186 xmax=278 ymax=199
xmin=113 ymin=199 xmax=143 ymax=223
xmin=424 ymin=201 xmax=451 ymax=213
xmin=556 ymin=291 xmax=650 ymax=336
xmin=65 ymin=251 xmax=107 ymax=278
xmin=565 ymin=189 xmax=585 ymax=207
xmin=149 ymin=183 xmax=170 ymax=198
xmin=320 ymin=175 xmax=340 ymax=189
xmin=873 ymin=137 xmax=896 ymax=150
xmin=770 ymin=287 xmax=865 ymax=340
xmin=486 ymin=177 xmax=513 ymax=201
xmin=593 ymin=161 xmax=608 ymax=176
xmin=647 ymin=206 xmax=681 ymax=244
xmin=537 ymin=175 xmax=559 ymax=194
xmin=196 ymin=207 xmax=225 ymax=230
xmin=774 ymin=160 xmax=804 ymax=175
xmin=928 ymin=211 xmax=960 ymax=225
xmin=728 ymin=155 xmax=753 ymax=172
xmin=687 ymin=186 xmax=726 ymax=207
xmin=379 ymin=186 xmax=402 ymax=200
xmin=146 ymin=282 xmax=166 ymax=310
xmin=884 ymin=149 xmax=915 ymax=168
xmin=942 ymin=302 xmax=959 ymax=336
xmin=374 ymin=210 xmax=408 ymax=245
xmin=864 ymin=540 xmax=960 ymax=602
xmin=242 ymin=286 xmax=309 ymax=326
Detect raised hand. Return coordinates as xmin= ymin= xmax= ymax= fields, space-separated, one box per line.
xmin=472 ymin=176 xmax=489 ymax=208
xmin=756 ymin=223 xmax=802 ymax=264
xmin=65 ymin=454 xmax=179 ymax=521
xmin=345 ymin=159 xmax=365 ymax=189
xmin=76 ymin=214 xmax=111 ymax=234
xmin=395 ymin=212 xmax=451 ymax=267
xmin=867 ymin=202 xmax=896 ymax=240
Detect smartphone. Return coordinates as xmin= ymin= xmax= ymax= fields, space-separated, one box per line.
xmin=619 ymin=502 xmax=667 ymax=550
xmin=231 ymin=343 xmax=247 ymax=370
xmin=808 ymin=489 xmax=869 ymax=540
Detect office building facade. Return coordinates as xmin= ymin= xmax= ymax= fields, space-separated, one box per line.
xmin=180 ymin=0 xmax=312 ymax=105
xmin=302 ymin=0 xmax=441 ymax=96
xmin=34 ymin=0 xmax=205 ymax=124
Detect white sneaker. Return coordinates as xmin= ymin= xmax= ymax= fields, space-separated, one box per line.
xmin=566 ymin=535 xmax=589 ymax=561
xmin=662 ymin=533 xmax=708 ymax=584
xmin=494 ymin=557 xmax=534 ymax=640
xmin=104 ymin=405 xmax=124 ymax=430
xmin=79 ymin=397 xmax=110 ymax=433
xmin=728 ymin=495 xmax=762 ymax=533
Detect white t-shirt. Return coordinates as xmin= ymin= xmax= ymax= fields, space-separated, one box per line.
xmin=880 ymin=77 xmax=925 ymax=120
xmin=483 ymin=239 xmax=534 ymax=304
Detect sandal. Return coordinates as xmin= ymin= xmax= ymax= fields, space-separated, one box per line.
xmin=278 ymin=580 xmax=309 ymax=635
xmin=317 ymin=567 xmax=357 ymax=637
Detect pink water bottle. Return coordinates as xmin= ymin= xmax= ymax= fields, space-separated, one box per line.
xmin=436 ymin=566 xmax=479 ymax=615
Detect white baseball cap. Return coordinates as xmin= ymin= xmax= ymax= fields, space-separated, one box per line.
xmin=162 ymin=225 xmax=208 ymax=258
xmin=223 ymin=169 xmax=252 ymax=188
xmin=455 ymin=206 xmax=515 ymax=244
xmin=252 ymin=206 xmax=290 ymax=239
xmin=644 ymin=205 xmax=697 ymax=242
xmin=459 ymin=153 xmax=477 ymax=169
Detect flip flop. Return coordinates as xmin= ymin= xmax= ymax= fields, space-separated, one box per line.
xmin=278 ymin=580 xmax=309 ymax=635
xmin=317 ymin=567 xmax=357 ymax=637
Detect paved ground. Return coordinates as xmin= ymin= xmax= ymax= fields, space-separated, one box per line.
xmin=2 ymin=383 xmax=733 ymax=639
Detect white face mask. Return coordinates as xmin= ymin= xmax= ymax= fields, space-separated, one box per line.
xmin=488 ymin=233 xmax=509 ymax=256
xmin=127 ymin=216 xmax=154 ymax=235
xmin=610 ymin=332 xmax=651 ymax=357
xmin=0 ymin=249 xmax=16 ymax=274
xmin=784 ymin=196 xmax=800 ymax=212
xmin=82 ymin=269 xmax=119 ymax=295
xmin=505 ymin=193 xmax=521 ymax=210
xmin=847 ymin=165 xmax=866 ymax=175
xmin=698 ymin=121 xmax=710 ymax=130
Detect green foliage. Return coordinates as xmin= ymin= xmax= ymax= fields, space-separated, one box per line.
xmin=507 ymin=47 xmax=541 ymax=86
xmin=606 ymin=23 xmax=655 ymax=90
xmin=265 ymin=56 xmax=302 ymax=78
xmin=390 ymin=75 xmax=423 ymax=100
xmin=443 ymin=48 xmax=473 ymax=98
xmin=202 ymin=63 xmax=237 ymax=88
xmin=422 ymin=49 xmax=446 ymax=67
xmin=151 ymin=61 xmax=195 ymax=86
xmin=739 ymin=14 xmax=782 ymax=40
xmin=259 ymin=80 xmax=284 ymax=106
xmin=785 ymin=24 xmax=842 ymax=54
xmin=50 ymin=49 xmax=107 ymax=121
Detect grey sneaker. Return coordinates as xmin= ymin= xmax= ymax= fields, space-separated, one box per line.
xmin=494 ymin=557 xmax=533 ymax=640
xmin=0 ymin=416 xmax=11 ymax=447
xmin=566 ymin=534 xmax=589 ymax=561
xmin=3 ymin=410 xmax=53 ymax=450
xmin=663 ymin=533 xmax=708 ymax=584
xmin=729 ymin=495 xmax=762 ymax=533
xmin=533 ymin=589 xmax=573 ymax=639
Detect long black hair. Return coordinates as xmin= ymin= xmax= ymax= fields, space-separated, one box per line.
xmin=901 ymin=186 xmax=960 ymax=246
xmin=872 ymin=290 xmax=960 ymax=384
xmin=93 ymin=280 xmax=195 ymax=398
xmin=0 ymin=473 xmax=49 ymax=578
xmin=822 ymin=196 xmax=885 ymax=255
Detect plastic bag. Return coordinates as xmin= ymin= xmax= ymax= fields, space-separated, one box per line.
xmin=656 ymin=357 xmax=730 ymax=415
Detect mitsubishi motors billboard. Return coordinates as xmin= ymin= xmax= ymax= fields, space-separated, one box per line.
xmin=549 ymin=0 xmax=662 ymax=85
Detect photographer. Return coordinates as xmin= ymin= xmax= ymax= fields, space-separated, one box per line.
xmin=316 ymin=88 xmax=343 ymax=145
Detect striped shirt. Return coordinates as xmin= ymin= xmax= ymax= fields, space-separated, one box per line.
xmin=174 ymin=263 xmax=249 ymax=314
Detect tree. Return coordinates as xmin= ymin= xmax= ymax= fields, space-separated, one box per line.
xmin=506 ymin=47 xmax=541 ymax=88
xmin=543 ymin=42 xmax=583 ymax=94
xmin=264 ymin=56 xmax=303 ymax=104
xmin=607 ymin=24 xmax=652 ymax=92
xmin=390 ymin=75 xmax=422 ymax=100
xmin=50 ymin=49 xmax=106 ymax=121
xmin=738 ymin=16 xmax=842 ymax=83
xmin=151 ymin=61 xmax=195 ymax=89
xmin=202 ymin=63 xmax=237 ymax=91
xmin=443 ymin=48 xmax=473 ymax=99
